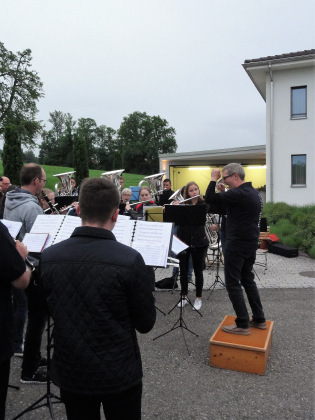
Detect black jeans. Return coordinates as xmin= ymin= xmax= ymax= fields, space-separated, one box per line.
xmin=179 ymin=246 xmax=207 ymax=297
xmin=0 ymin=358 xmax=10 ymax=420
xmin=224 ymin=247 xmax=265 ymax=328
xmin=22 ymin=277 xmax=47 ymax=377
xmin=60 ymin=382 xmax=142 ymax=420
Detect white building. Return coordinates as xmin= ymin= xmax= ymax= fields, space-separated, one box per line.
xmin=243 ymin=49 xmax=315 ymax=205
xmin=160 ymin=49 xmax=315 ymax=205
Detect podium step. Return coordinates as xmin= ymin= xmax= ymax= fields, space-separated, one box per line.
xmin=210 ymin=315 xmax=273 ymax=375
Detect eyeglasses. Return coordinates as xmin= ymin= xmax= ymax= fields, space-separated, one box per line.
xmin=222 ymin=173 xmax=235 ymax=182
xmin=36 ymin=178 xmax=47 ymax=184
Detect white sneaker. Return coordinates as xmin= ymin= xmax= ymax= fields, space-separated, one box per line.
xmin=193 ymin=299 xmax=202 ymax=311
xmin=177 ymin=298 xmax=188 ymax=308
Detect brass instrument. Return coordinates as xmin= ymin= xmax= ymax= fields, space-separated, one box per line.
xmin=138 ymin=172 xmax=166 ymax=198
xmin=168 ymin=189 xmax=201 ymax=204
xmin=54 ymin=171 xmax=76 ymax=196
xmin=100 ymin=169 xmax=125 ymax=190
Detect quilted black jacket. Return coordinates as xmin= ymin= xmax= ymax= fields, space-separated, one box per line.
xmin=40 ymin=226 xmax=156 ymax=395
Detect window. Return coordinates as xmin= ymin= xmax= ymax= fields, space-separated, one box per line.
xmin=291 ymin=155 xmax=306 ymax=186
xmin=291 ymin=86 xmax=307 ymax=119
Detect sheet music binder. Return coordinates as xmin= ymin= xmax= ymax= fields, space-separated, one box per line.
xmin=112 ymin=218 xmax=173 ymax=267
xmin=29 ymin=215 xmax=81 ymax=250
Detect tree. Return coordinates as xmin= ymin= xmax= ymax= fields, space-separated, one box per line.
xmin=73 ymin=134 xmax=89 ymax=187
xmin=2 ymin=124 xmax=24 ymax=185
xmin=95 ymin=125 xmax=118 ymax=170
xmin=76 ymin=118 xmax=97 ymax=168
xmin=117 ymin=111 xmax=177 ymax=174
xmin=23 ymin=149 xmax=38 ymax=163
xmin=0 ymin=42 xmax=44 ymax=146
xmin=39 ymin=111 xmax=76 ymax=166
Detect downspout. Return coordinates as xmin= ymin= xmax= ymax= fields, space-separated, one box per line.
xmin=268 ymin=63 xmax=274 ymax=202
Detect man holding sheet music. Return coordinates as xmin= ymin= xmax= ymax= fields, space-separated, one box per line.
xmin=4 ymin=163 xmax=48 ymax=384
xmin=41 ymin=177 xmax=156 ymax=420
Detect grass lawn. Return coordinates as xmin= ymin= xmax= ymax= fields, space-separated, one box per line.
xmin=0 ymin=162 xmax=143 ymax=192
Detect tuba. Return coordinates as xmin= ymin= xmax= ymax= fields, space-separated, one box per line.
xmin=100 ymin=169 xmax=125 ymax=190
xmin=54 ymin=171 xmax=76 ymax=196
xmin=138 ymin=172 xmax=166 ymax=198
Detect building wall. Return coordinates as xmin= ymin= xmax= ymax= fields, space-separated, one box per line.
xmin=169 ymin=165 xmax=266 ymax=195
xmin=266 ymin=65 xmax=315 ymax=205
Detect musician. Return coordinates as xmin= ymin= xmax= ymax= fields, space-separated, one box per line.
xmin=0 ymin=224 xmax=31 ymax=420
xmin=205 ymin=164 xmax=266 ymax=335
xmin=4 ymin=163 xmax=47 ymax=384
xmin=40 ymin=177 xmax=156 ymax=420
xmin=158 ymin=178 xmax=174 ymax=206
xmin=134 ymin=186 xmax=156 ymax=218
xmin=119 ymin=176 xmax=125 ymax=189
xmin=1 ymin=176 xmax=11 ymax=194
xmin=119 ymin=188 xmax=132 ymax=215
xmin=176 ymin=182 xmax=209 ymax=311
xmin=70 ymin=178 xmax=78 ymax=195
xmin=39 ymin=188 xmax=56 ymax=213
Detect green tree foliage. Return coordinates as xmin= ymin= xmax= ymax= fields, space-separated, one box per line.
xmin=73 ymin=134 xmax=89 ymax=186
xmin=95 ymin=125 xmax=118 ymax=170
xmin=39 ymin=111 xmax=75 ymax=166
xmin=2 ymin=124 xmax=24 ymax=185
xmin=0 ymin=42 xmax=44 ymax=146
xmin=76 ymin=118 xmax=98 ymax=168
xmin=23 ymin=149 xmax=38 ymax=163
xmin=117 ymin=111 xmax=177 ymax=174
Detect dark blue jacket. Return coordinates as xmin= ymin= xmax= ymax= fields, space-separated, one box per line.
xmin=40 ymin=226 xmax=156 ymax=395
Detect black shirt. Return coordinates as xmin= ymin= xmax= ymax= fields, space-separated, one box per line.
xmin=0 ymin=222 xmax=26 ymax=361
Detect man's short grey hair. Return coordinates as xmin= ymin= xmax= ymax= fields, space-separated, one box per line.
xmin=121 ymin=188 xmax=132 ymax=195
xmin=223 ymin=163 xmax=245 ymax=181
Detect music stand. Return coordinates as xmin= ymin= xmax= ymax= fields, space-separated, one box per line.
xmin=154 ymin=205 xmax=205 ymax=354
xmin=206 ymin=214 xmax=226 ymax=299
xmin=12 ymin=315 xmax=63 ymax=420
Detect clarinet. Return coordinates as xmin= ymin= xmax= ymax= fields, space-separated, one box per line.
xmin=41 ymin=190 xmax=60 ymax=214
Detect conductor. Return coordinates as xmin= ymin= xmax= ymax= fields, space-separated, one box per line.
xmin=205 ymin=164 xmax=266 ymax=335
xmin=40 ymin=177 xmax=156 ymax=420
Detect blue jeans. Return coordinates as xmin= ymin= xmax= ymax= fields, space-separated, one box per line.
xmin=224 ymin=247 xmax=265 ymax=328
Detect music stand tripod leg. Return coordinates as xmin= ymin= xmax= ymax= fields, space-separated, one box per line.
xmin=11 ymin=314 xmax=63 ymax=420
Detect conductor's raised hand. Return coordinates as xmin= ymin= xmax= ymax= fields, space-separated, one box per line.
xmin=211 ymin=168 xmax=221 ymax=182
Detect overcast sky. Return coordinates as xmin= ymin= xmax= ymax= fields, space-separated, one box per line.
xmin=1 ymin=0 xmax=314 ymax=154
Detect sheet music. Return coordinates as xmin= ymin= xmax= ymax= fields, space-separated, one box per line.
xmin=0 ymin=219 xmax=22 ymax=238
xmin=53 ymin=216 xmax=81 ymax=244
xmin=22 ymin=233 xmax=49 ymax=253
xmin=132 ymin=242 xmax=168 ymax=267
xmin=132 ymin=221 xmax=173 ymax=267
xmin=29 ymin=215 xmax=64 ymax=248
xmin=171 ymin=235 xmax=189 ymax=255
xmin=112 ymin=218 xmax=135 ymax=246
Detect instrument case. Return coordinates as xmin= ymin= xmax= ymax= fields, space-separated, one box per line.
xmin=268 ymin=243 xmax=298 ymax=258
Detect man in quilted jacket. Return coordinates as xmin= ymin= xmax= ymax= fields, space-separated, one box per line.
xmin=40 ymin=177 xmax=156 ymax=420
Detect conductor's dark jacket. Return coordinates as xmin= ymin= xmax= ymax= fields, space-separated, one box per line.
xmin=40 ymin=226 xmax=156 ymax=395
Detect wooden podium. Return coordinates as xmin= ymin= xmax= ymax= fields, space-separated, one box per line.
xmin=210 ymin=315 xmax=273 ymax=375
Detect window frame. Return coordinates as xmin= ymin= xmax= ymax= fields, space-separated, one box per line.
xmin=291 ymin=86 xmax=307 ymax=119
xmin=291 ymin=154 xmax=306 ymax=187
